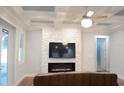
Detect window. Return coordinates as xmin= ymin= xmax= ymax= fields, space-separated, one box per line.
xmin=96 ymin=35 xmax=109 ymax=71
xmin=18 ymin=32 xmax=25 ymax=63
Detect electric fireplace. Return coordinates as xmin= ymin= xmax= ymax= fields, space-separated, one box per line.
xmin=48 ymin=63 xmax=75 ymax=73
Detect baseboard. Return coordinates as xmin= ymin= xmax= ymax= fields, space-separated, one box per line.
xmin=26 ymin=74 xmax=37 ymax=77
xmin=118 ymin=75 xmax=124 ymax=80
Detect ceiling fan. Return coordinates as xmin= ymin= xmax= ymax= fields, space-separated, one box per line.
xmin=81 ymin=6 xmax=108 ymax=28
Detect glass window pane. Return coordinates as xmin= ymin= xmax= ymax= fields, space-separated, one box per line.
xmin=96 ymin=37 xmax=107 ymax=71
xmin=19 ymin=32 xmax=25 ymax=62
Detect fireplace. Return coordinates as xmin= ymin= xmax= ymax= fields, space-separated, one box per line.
xmin=48 ymin=63 xmax=75 ymax=73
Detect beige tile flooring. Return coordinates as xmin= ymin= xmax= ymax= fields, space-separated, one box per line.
xmin=18 ymin=77 xmax=124 ymax=86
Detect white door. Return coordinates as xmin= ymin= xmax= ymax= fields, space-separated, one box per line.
xmin=0 ymin=25 xmax=15 ymax=86
xmin=0 ymin=27 xmax=9 ymax=86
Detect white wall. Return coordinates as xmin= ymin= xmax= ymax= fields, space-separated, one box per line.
xmin=26 ymin=30 xmax=42 ymax=75
xmin=26 ymin=24 xmax=110 ymax=74
xmin=41 ymin=24 xmax=82 ymax=73
xmin=14 ymin=28 xmax=27 ymax=85
xmin=81 ymin=28 xmax=109 ymax=72
xmin=82 ymin=31 xmax=96 ymax=71
xmin=110 ymin=30 xmax=124 ymax=79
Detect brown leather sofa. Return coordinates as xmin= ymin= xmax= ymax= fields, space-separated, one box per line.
xmin=33 ymin=72 xmax=118 ymax=86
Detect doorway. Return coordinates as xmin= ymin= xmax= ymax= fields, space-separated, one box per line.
xmin=0 ymin=29 xmax=8 ymax=86
xmin=96 ymin=36 xmax=109 ymax=72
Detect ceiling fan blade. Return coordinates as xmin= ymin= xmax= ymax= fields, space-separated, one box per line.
xmin=86 ymin=11 xmax=95 ymax=17
xmin=92 ymin=16 xmax=108 ymax=19
xmin=96 ymin=23 xmax=112 ymax=26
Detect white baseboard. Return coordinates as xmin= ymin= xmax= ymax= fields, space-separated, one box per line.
xmin=118 ymin=75 xmax=124 ymax=80
xmin=26 ymin=73 xmax=37 ymax=77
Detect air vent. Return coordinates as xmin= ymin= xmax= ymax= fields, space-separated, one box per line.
xmin=22 ymin=6 xmax=55 ymax=12
xmin=96 ymin=23 xmax=112 ymax=26
xmin=114 ymin=9 xmax=124 ymax=16
xmin=31 ymin=20 xmax=54 ymax=24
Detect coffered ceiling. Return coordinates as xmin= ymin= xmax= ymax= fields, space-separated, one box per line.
xmin=22 ymin=6 xmax=55 ymax=12
xmin=7 ymin=6 xmax=124 ymax=32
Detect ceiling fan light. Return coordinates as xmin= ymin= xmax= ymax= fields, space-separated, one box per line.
xmin=81 ymin=18 xmax=93 ymax=28
xmin=87 ymin=11 xmax=94 ymax=17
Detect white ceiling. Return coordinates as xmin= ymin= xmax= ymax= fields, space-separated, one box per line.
xmin=9 ymin=6 xmax=124 ymax=31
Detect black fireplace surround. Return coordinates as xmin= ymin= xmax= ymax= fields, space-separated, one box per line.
xmin=48 ymin=63 xmax=75 ymax=73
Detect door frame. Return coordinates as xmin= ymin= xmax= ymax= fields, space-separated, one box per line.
xmin=0 ymin=26 xmax=2 ymax=84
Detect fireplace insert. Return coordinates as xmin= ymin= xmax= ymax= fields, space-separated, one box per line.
xmin=48 ymin=63 xmax=75 ymax=73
